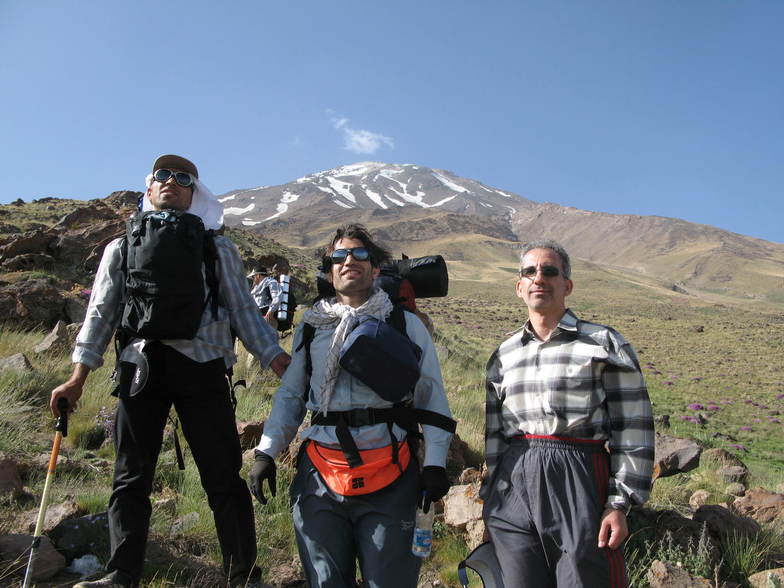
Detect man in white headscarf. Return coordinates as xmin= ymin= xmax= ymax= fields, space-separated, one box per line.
xmin=51 ymin=154 xmax=290 ymax=588
xmin=250 ymin=224 xmax=455 ymax=588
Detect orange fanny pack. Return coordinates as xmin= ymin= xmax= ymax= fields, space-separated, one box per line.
xmin=306 ymin=440 xmax=410 ymax=496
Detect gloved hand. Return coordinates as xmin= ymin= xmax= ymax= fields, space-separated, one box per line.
xmin=249 ymin=451 xmax=276 ymax=505
xmin=419 ymin=466 xmax=451 ymax=513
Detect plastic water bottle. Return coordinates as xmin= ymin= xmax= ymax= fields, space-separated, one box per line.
xmin=411 ymin=502 xmax=434 ymax=558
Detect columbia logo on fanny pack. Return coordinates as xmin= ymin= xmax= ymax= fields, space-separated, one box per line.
xmin=352 ymin=478 xmax=365 ymax=489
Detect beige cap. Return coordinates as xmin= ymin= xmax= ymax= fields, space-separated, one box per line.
xmin=152 ymin=154 xmax=199 ymax=178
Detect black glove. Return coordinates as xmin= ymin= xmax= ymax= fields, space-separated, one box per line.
xmin=249 ymin=451 xmax=276 ymax=505
xmin=419 ymin=466 xmax=451 ymax=514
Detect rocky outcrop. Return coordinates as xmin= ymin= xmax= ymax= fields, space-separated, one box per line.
xmin=15 ymin=499 xmax=83 ymax=534
xmin=0 ymin=533 xmax=65 ymax=580
xmin=0 ymin=352 xmax=33 ymax=373
xmin=653 ymin=433 xmax=702 ymax=479
xmin=48 ymin=511 xmax=111 ymax=562
xmin=0 ymin=454 xmax=24 ymax=496
xmin=647 ymin=559 xmax=712 ymax=587
xmin=0 ymin=278 xmax=65 ymax=326
xmin=731 ymin=488 xmax=784 ymax=525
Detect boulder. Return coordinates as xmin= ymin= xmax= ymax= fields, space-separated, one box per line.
xmin=748 ymin=568 xmax=784 ymax=588
xmin=693 ymin=504 xmax=760 ymax=539
xmin=49 ymin=511 xmax=110 ymax=561
xmin=465 ymin=519 xmax=486 ymax=551
xmin=0 ymin=278 xmax=65 ymax=326
xmin=646 ymin=559 xmax=712 ymax=587
xmin=458 ymin=467 xmax=482 ymax=485
xmin=32 ymin=319 xmax=70 ymax=354
xmin=725 ymin=483 xmax=746 ymax=497
xmin=702 ymin=447 xmax=747 ymax=469
xmin=653 ymin=433 xmax=702 ymax=479
xmin=64 ymin=295 xmax=88 ymax=323
xmin=15 ymin=498 xmax=83 ymax=534
xmin=0 ymin=352 xmax=33 ymax=374
xmin=717 ymin=465 xmax=749 ymax=484
xmin=654 ymin=414 xmax=671 ymax=429
xmin=1 ymin=252 xmax=55 ymax=271
xmin=443 ymin=483 xmax=483 ymax=530
xmin=0 ymin=454 xmax=24 ymax=496
xmin=0 ymin=534 xmax=66 ymax=580
xmin=731 ymin=488 xmax=784 ymax=525
xmin=689 ymin=490 xmax=710 ymax=510
xmin=0 ymin=228 xmax=56 ymax=261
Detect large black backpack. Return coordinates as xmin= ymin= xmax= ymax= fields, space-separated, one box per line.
xmin=119 ymin=210 xmax=219 ymax=341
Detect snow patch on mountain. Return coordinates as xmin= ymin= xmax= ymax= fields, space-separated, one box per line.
xmin=225 ymin=203 xmax=255 ymax=216
xmin=432 ymin=172 xmax=468 ymax=193
xmin=362 ymin=186 xmax=388 ymax=209
xmin=325 ymin=177 xmax=356 ymax=203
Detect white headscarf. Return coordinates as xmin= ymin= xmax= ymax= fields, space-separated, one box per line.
xmin=144 ymin=174 xmax=224 ymax=231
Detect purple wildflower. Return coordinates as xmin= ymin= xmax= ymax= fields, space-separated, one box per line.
xmin=707 ymin=405 xmax=721 ymax=411
xmin=663 ymin=381 xmax=674 ymax=386
xmin=687 ymin=403 xmax=704 ymax=411
xmin=691 ymin=377 xmax=703 ymax=382
xmin=776 ymin=393 xmax=784 ymax=400
xmin=728 ymin=443 xmax=748 ymax=452
xmin=768 ymin=418 xmax=781 ymax=424
xmin=739 ymin=426 xmax=753 ymax=432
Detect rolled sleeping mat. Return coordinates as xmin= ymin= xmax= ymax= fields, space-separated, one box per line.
xmin=397 ymin=255 xmax=448 ymax=298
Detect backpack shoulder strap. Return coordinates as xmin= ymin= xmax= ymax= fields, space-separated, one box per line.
xmin=203 ymin=231 xmax=220 ymax=319
xmin=387 ymin=304 xmax=408 ymax=337
xmin=296 ymin=323 xmax=316 ymax=379
xmin=295 ymin=323 xmax=316 ymax=402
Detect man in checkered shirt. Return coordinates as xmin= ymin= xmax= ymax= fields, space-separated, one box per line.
xmin=482 ymin=239 xmax=654 ymax=588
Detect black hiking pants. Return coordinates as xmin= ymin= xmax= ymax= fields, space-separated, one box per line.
xmin=107 ymin=343 xmax=259 ymax=587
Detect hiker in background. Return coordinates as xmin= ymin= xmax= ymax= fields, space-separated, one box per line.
xmin=482 ymin=239 xmax=654 ymax=588
xmin=249 ymin=266 xmax=281 ymax=326
xmin=50 ymin=154 xmax=290 ymax=588
xmin=249 ymin=223 xmax=456 ymax=588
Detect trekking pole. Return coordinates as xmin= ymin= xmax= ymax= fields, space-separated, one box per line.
xmin=22 ymin=397 xmax=69 ymax=588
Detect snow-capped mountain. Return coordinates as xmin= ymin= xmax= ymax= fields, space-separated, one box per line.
xmin=219 ymin=162 xmax=534 ymax=227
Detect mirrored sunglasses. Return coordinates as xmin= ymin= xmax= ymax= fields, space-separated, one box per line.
xmin=153 ymin=168 xmax=194 ymax=188
xmin=329 ymin=247 xmax=371 ymax=263
xmin=520 ymin=265 xmax=561 ymax=278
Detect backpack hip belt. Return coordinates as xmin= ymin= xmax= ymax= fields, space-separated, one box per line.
xmin=310 ymin=405 xmax=456 ymax=469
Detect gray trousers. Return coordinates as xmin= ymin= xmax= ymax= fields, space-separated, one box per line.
xmin=290 ymin=449 xmax=422 ymax=588
xmin=483 ymin=437 xmax=628 ymax=588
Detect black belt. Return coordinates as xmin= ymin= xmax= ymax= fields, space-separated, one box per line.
xmin=311 ymin=407 xmax=398 ymax=428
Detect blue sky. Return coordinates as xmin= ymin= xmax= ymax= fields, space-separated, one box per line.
xmin=1 ymin=1 xmax=782 ymax=243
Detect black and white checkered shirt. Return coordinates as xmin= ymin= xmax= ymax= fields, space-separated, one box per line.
xmin=484 ymin=309 xmax=654 ymax=512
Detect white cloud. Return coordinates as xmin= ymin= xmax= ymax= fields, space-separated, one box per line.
xmin=329 ymin=115 xmax=394 ymax=155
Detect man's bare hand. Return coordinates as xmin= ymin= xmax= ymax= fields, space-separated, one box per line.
xmin=597 ymin=508 xmax=628 ymax=550
xmin=269 ymin=352 xmax=291 ymax=377
xmin=50 ymin=364 xmax=90 ymax=416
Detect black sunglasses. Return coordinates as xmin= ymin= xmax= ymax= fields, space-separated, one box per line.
xmin=329 ymin=247 xmax=371 ymax=263
xmin=153 ymin=168 xmax=194 ymax=188
xmin=520 ymin=265 xmax=562 ymax=278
